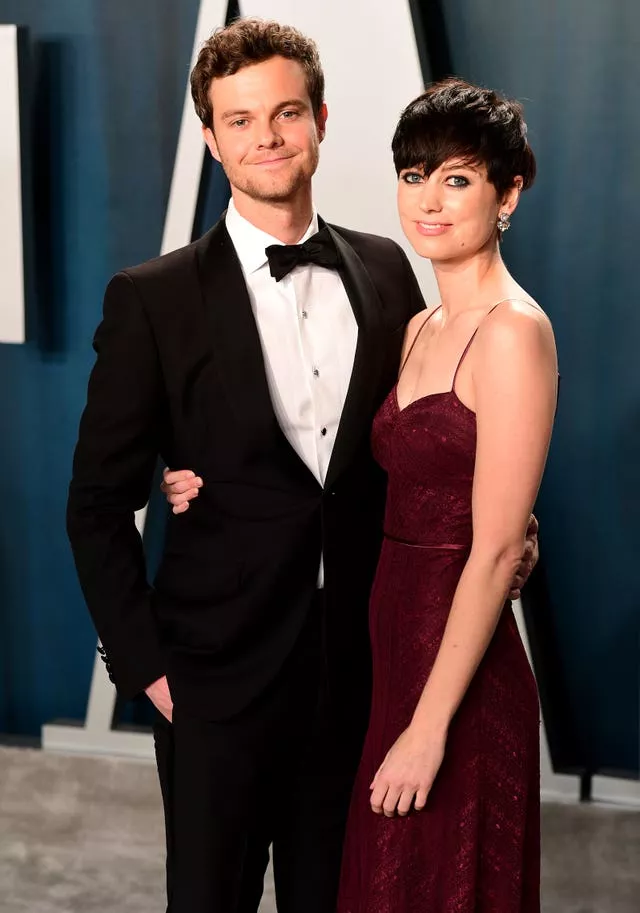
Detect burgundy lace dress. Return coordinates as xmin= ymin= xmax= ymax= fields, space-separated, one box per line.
xmin=336 ymin=305 xmax=540 ymax=912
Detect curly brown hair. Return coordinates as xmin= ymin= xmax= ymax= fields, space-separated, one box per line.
xmin=190 ymin=18 xmax=325 ymax=129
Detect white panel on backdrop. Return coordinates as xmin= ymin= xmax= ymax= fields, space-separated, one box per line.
xmin=0 ymin=25 xmax=25 ymax=344
xmin=160 ymin=0 xmax=231 ymax=255
xmin=240 ymin=0 xmax=439 ymax=304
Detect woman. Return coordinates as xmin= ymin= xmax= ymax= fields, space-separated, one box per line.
xmin=335 ymin=80 xmax=556 ymax=911
xmin=163 ymin=78 xmax=556 ymax=911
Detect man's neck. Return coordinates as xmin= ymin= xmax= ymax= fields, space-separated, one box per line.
xmin=230 ymin=188 xmax=314 ymax=245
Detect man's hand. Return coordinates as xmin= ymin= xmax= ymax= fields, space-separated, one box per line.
xmin=145 ymin=675 xmax=173 ymax=722
xmin=509 ymin=514 xmax=539 ymax=600
xmin=160 ymin=468 xmax=203 ymax=514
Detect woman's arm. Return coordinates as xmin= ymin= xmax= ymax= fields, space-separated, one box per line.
xmin=370 ymin=301 xmax=557 ymax=817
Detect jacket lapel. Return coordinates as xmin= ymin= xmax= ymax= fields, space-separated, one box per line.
xmin=196 ymin=218 xmax=320 ymax=488
xmin=324 ymin=226 xmax=387 ymax=491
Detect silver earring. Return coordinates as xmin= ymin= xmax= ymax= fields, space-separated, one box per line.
xmin=497 ymin=211 xmax=511 ymax=233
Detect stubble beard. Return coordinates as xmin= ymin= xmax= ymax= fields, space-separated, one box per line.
xmin=243 ymin=170 xmax=308 ymax=203
xmin=227 ymin=146 xmax=319 ymax=205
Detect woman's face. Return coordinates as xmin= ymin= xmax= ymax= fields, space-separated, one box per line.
xmin=397 ymin=157 xmax=518 ymax=263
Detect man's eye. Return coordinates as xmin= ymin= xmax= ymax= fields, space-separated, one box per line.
xmin=232 ymin=119 xmax=248 ymax=128
xmin=280 ymin=110 xmax=298 ymax=119
xmin=402 ymin=172 xmax=423 ymax=184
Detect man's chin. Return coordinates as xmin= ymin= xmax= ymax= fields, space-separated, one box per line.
xmin=245 ymin=181 xmax=306 ymax=204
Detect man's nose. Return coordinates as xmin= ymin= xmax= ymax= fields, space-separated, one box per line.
xmin=256 ymin=119 xmax=283 ymax=149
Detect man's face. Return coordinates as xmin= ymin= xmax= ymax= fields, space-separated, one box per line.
xmin=204 ymin=55 xmax=327 ymax=205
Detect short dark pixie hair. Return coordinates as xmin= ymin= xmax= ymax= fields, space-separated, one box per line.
xmin=392 ymin=78 xmax=536 ymax=196
xmin=191 ymin=18 xmax=325 ymax=129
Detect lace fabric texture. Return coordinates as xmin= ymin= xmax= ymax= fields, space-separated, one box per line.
xmin=336 ymin=387 xmax=540 ymax=913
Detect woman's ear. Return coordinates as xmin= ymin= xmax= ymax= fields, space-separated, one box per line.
xmin=501 ymin=176 xmax=523 ymax=216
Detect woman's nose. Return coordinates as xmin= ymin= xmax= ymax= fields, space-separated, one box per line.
xmin=418 ymin=181 xmax=443 ymax=212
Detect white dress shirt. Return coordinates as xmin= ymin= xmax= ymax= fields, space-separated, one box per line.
xmin=225 ymin=198 xmax=358 ymax=586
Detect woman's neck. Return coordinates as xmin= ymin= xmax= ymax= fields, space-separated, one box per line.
xmin=432 ymin=246 xmax=516 ymax=322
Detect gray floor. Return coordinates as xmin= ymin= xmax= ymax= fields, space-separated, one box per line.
xmin=0 ymin=747 xmax=637 ymax=912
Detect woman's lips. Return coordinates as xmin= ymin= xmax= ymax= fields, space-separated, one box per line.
xmin=415 ymin=222 xmax=452 ymax=236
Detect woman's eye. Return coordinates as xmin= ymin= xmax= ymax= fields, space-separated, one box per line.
xmin=402 ymin=171 xmax=423 ymax=184
xmin=446 ymin=175 xmax=470 ymax=187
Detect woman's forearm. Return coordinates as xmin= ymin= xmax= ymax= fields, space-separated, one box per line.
xmin=410 ymin=547 xmax=523 ymax=735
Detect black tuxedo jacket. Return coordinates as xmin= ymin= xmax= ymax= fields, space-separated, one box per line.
xmin=67 ymin=217 xmax=426 ymax=719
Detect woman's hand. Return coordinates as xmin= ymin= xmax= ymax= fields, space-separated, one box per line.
xmin=160 ymin=468 xmax=203 ymax=514
xmin=370 ymin=724 xmax=447 ymax=817
xmin=508 ymin=514 xmax=539 ymax=599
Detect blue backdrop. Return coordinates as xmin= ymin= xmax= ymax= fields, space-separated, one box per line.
xmin=0 ymin=0 xmax=200 ymax=734
xmin=0 ymin=0 xmax=637 ymax=779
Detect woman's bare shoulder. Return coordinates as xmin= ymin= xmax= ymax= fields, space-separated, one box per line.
xmin=474 ymin=297 xmax=557 ymax=378
xmin=480 ymin=297 xmax=553 ymax=344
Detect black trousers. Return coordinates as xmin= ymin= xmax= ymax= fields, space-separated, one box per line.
xmin=153 ymin=594 xmax=367 ymax=913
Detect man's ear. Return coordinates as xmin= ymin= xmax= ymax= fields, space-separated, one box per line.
xmin=317 ymin=102 xmax=328 ymax=143
xmin=203 ymin=124 xmax=221 ymax=163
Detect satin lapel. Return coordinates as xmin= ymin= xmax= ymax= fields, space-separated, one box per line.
xmin=324 ymin=226 xmax=387 ymax=491
xmin=196 ymin=219 xmax=320 ymax=488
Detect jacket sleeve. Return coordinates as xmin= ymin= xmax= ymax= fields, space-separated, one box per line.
xmin=395 ymin=243 xmax=428 ymax=318
xmin=67 ymin=271 xmax=167 ymax=699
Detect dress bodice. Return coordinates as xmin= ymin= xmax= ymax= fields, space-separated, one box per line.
xmin=372 ymin=388 xmax=476 ymax=548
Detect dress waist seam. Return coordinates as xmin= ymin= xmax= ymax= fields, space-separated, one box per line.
xmin=383 ymin=533 xmax=470 ymax=551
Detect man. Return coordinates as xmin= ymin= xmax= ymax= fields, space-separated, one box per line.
xmin=67 ymin=18 xmax=537 ymax=913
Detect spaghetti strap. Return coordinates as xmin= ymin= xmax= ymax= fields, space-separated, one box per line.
xmin=399 ymin=305 xmax=442 ymax=379
xmin=451 ymin=297 xmax=538 ymax=392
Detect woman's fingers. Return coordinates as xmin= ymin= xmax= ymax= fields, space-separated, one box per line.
xmin=162 ymin=473 xmax=203 ymax=495
xmin=396 ymin=787 xmax=416 ymax=816
xmin=413 ymin=787 xmax=429 ymax=812
xmin=382 ymin=785 xmax=402 ymax=817
xmin=162 ymin=468 xmax=192 ymax=487
xmin=370 ymin=778 xmax=389 ymax=815
xmin=167 ymin=486 xmax=200 ymax=505
xmin=161 ymin=469 xmax=203 ymax=514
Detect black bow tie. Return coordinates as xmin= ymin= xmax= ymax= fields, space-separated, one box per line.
xmin=265 ymin=227 xmax=340 ymax=282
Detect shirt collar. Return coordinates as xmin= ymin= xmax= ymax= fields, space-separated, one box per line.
xmin=225 ymin=196 xmax=320 ymax=275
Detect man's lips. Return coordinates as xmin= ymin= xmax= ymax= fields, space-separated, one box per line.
xmin=250 ymin=155 xmax=294 ymax=166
